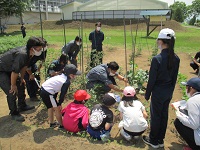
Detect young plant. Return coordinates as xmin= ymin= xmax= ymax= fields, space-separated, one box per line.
xmin=177 ymin=72 xmax=188 ymax=100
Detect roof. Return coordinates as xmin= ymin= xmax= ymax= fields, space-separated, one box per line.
xmin=140 ymin=10 xmax=170 ymax=16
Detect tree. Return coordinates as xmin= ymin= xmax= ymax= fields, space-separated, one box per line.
xmin=189 ymin=15 xmax=196 ymax=25
xmin=174 ymin=7 xmax=184 ymax=22
xmin=169 ymin=1 xmax=188 ymax=20
xmin=191 ymin=0 xmax=200 ymax=16
xmin=0 ymin=0 xmax=32 ymax=19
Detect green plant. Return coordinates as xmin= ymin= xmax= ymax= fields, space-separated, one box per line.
xmin=177 ymin=72 xmax=188 ymax=100
xmin=127 ymin=62 xmax=148 ymax=94
xmin=148 ymin=44 xmax=158 ymax=62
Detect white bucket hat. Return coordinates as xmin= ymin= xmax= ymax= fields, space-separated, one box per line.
xmin=157 ymin=28 xmax=176 ymax=39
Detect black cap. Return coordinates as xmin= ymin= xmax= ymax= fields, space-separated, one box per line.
xmin=102 ymin=93 xmax=118 ymax=106
xmin=181 ymin=77 xmax=200 ymax=92
xmin=63 ymin=64 xmax=81 ymax=76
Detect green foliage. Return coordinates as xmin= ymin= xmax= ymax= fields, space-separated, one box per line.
xmin=127 ymin=63 xmax=148 ymax=94
xmin=177 ymin=72 xmax=188 ymax=100
xmin=0 ymin=0 xmax=32 ymax=18
xmin=169 ymin=1 xmax=188 ymax=19
xmin=174 ymin=7 xmax=184 ymax=22
xmin=191 ymin=0 xmax=200 ymax=15
xmin=189 ymin=15 xmax=196 ymax=25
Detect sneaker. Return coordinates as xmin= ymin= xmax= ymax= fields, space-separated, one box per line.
xmin=18 ymin=105 xmax=35 ymax=112
xmin=158 ymin=140 xmax=164 ymax=148
xmin=50 ymin=122 xmax=59 ymax=128
xmin=100 ymin=132 xmax=110 ymax=142
xmin=142 ymin=136 xmax=159 ymax=149
xmin=183 ymin=146 xmax=192 ymax=150
xmin=133 ymin=136 xmax=140 ymax=140
xmin=11 ymin=112 xmax=25 ymax=122
xmin=120 ymin=128 xmax=132 ymax=141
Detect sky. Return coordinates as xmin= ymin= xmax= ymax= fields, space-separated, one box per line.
xmin=160 ymin=0 xmax=193 ymax=6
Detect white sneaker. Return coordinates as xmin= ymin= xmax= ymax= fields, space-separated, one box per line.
xmin=120 ymin=128 xmax=132 ymax=141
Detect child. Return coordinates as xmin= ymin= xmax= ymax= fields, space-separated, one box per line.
xmin=118 ymin=86 xmax=148 ymax=141
xmin=40 ymin=64 xmax=81 ymax=128
xmin=87 ymin=93 xmax=120 ymax=141
xmin=62 ymin=90 xmax=91 ymax=133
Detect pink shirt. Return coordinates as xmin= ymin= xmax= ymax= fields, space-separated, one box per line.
xmin=62 ymin=102 xmax=89 ymax=133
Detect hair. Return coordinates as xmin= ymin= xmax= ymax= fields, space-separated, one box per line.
xmin=26 ymin=37 xmax=46 ymax=50
xmin=95 ymin=22 xmax=101 ymax=26
xmin=122 ymin=95 xmax=138 ymax=107
xmin=107 ymin=61 xmax=119 ymax=70
xmin=159 ymin=36 xmax=175 ymax=70
xmin=74 ymin=36 xmax=82 ymax=42
xmin=73 ymin=100 xmax=87 ymax=104
xmin=59 ymin=54 xmax=67 ymax=64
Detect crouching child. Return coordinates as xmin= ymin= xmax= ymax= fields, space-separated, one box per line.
xmin=62 ymin=90 xmax=91 ymax=133
xmin=118 ymin=86 xmax=148 ymax=141
xmin=40 ymin=64 xmax=81 ymax=128
xmin=87 ymin=93 xmax=120 ymax=141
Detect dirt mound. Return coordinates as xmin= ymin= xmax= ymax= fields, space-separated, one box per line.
xmin=7 ymin=20 xmax=185 ymax=32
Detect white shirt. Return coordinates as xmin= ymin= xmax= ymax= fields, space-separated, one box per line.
xmin=42 ymin=73 xmax=68 ymax=94
xmin=118 ymin=100 xmax=148 ymax=132
xmin=176 ymin=92 xmax=200 ymax=146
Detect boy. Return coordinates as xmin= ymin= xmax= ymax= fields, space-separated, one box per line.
xmin=62 ymin=90 xmax=90 ymax=133
xmin=87 ymin=93 xmax=120 ymax=141
xmin=40 ymin=64 xmax=81 ymax=128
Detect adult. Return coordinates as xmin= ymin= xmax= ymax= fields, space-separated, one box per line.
xmin=21 ymin=23 xmax=26 ymax=38
xmin=61 ymin=36 xmax=82 ymax=67
xmin=86 ymin=61 xmax=128 ymax=95
xmin=47 ymin=54 xmax=67 ymax=77
xmin=0 ymin=37 xmax=45 ymax=122
xmin=174 ymin=77 xmax=200 ymax=150
xmin=143 ymin=28 xmax=180 ymax=149
xmin=24 ymin=38 xmax=47 ymax=101
xmin=190 ymin=51 xmax=200 ymax=74
xmin=89 ymin=22 xmax=104 ymax=67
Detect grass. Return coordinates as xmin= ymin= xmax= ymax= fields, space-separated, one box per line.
xmin=1 ymin=25 xmax=199 ymax=54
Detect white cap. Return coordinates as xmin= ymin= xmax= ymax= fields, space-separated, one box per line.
xmin=157 ymin=28 xmax=175 ymax=39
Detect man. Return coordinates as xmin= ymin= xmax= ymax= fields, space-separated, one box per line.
xmin=0 ymin=37 xmax=45 ymax=122
xmin=61 ymin=36 xmax=82 ymax=67
xmin=24 ymin=38 xmax=47 ymax=101
xmin=89 ymin=22 xmax=104 ymax=67
xmin=21 ymin=23 xmax=26 ymax=38
xmin=86 ymin=61 xmax=128 ymax=95
xmin=174 ymin=77 xmax=200 ymax=150
xmin=190 ymin=51 xmax=200 ymax=74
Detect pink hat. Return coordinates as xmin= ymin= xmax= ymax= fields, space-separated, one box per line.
xmin=123 ymin=86 xmax=136 ymax=97
xmin=74 ymin=90 xmax=91 ymax=101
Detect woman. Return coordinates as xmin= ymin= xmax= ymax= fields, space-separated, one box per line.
xmin=143 ymin=28 xmax=180 ymax=149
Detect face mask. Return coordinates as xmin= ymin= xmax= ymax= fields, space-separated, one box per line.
xmin=109 ymin=72 xmax=115 ymax=76
xmin=76 ymin=42 xmax=81 ymax=46
xmin=33 ymin=48 xmax=42 ymax=56
xmin=185 ymin=89 xmax=191 ymax=98
xmin=158 ymin=44 xmax=162 ymax=51
xmin=97 ymin=27 xmax=101 ymax=31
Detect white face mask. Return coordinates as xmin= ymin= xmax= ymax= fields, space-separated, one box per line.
xmin=185 ymin=89 xmax=191 ymax=98
xmin=76 ymin=42 xmax=81 ymax=46
xmin=158 ymin=44 xmax=162 ymax=51
xmin=109 ymin=72 xmax=115 ymax=76
xmin=33 ymin=48 xmax=42 ymax=56
xmin=97 ymin=27 xmax=101 ymax=31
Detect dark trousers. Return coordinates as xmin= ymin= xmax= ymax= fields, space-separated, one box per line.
xmin=22 ymin=31 xmax=26 ymax=38
xmin=0 ymin=72 xmax=26 ymax=114
xmin=190 ymin=61 xmax=199 ymax=71
xmin=24 ymin=73 xmax=39 ymax=98
xmin=174 ymin=119 xmax=200 ymax=150
xmin=90 ymin=50 xmax=103 ymax=68
xmin=124 ymin=128 xmax=145 ymax=137
xmin=149 ymin=87 xmax=172 ymax=144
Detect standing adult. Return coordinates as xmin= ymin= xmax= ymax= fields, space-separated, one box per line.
xmin=0 ymin=37 xmax=45 ymax=122
xmin=142 ymin=28 xmax=180 ymax=148
xmin=24 ymin=38 xmax=47 ymax=101
xmin=21 ymin=23 xmax=26 ymax=38
xmin=190 ymin=51 xmax=200 ymax=74
xmin=86 ymin=61 xmax=128 ymax=95
xmin=174 ymin=77 xmax=200 ymax=150
xmin=89 ymin=22 xmax=104 ymax=67
xmin=61 ymin=36 xmax=82 ymax=67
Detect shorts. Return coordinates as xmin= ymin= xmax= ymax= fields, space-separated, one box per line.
xmin=40 ymin=87 xmax=58 ymax=109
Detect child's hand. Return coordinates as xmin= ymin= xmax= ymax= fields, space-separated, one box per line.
xmin=58 ymin=105 xmax=62 ymax=112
